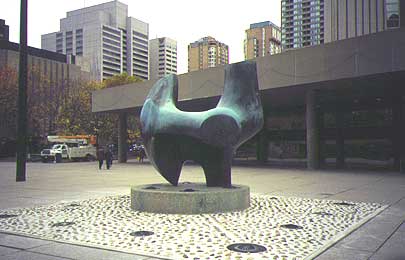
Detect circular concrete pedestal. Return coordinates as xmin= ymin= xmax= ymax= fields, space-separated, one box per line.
xmin=130 ymin=183 xmax=250 ymax=214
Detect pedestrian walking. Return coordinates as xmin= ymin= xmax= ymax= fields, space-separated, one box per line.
xmin=97 ymin=147 xmax=105 ymax=170
xmin=138 ymin=146 xmax=146 ymax=163
xmin=105 ymin=147 xmax=113 ymax=170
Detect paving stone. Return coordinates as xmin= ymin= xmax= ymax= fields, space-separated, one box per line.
xmin=0 ymin=234 xmax=51 ymax=249
xmin=374 ymin=206 xmax=405 ymax=222
xmin=334 ymin=217 xmax=401 ymax=252
xmin=0 ymin=251 xmax=70 ymax=260
xmin=314 ymin=247 xmax=372 ymax=260
xmin=30 ymin=243 xmax=151 ymax=260
xmin=369 ymin=230 xmax=405 ymax=260
xmin=398 ymin=222 xmax=405 ymax=233
xmin=0 ymin=245 xmax=21 ymax=256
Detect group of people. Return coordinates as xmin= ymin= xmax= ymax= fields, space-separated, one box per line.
xmin=133 ymin=146 xmax=146 ymax=163
xmin=96 ymin=146 xmax=113 ymax=170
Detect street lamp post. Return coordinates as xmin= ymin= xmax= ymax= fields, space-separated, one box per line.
xmin=16 ymin=0 xmax=28 ymax=182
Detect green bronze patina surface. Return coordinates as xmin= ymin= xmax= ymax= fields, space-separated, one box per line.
xmin=140 ymin=61 xmax=263 ymax=187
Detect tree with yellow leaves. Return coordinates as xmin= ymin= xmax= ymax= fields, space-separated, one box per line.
xmin=56 ymin=73 xmax=143 ymax=146
xmin=0 ymin=68 xmax=143 ymax=154
xmin=0 ymin=65 xmax=65 ymax=153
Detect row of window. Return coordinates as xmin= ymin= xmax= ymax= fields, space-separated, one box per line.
xmin=103 ymin=26 xmax=120 ymax=36
xmin=103 ymin=31 xmax=121 ymax=42
xmin=103 ymin=37 xmax=121 ymax=47
xmin=133 ymin=47 xmax=148 ymax=55
xmin=133 ymin=52 xmax=148 ymax=61
xmin=103 ymin=43 xmax=121 ymax=54
xmin=133 ymin=36 xmax=148 ymax=46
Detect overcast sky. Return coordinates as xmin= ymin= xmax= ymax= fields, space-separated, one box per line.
xmin=1 ymin=0 xmax=281 ymax=74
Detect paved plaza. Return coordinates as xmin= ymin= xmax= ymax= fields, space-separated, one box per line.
xmin=0 ymin=160 xmax=404 ymax=259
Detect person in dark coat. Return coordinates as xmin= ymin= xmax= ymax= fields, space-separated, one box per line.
xmin=97 ymin=147 xmax=105 ymax=170
xmin=138 ymin=146 xmax=146 ymax=163
xmin=105 ymin=148 xmax=113 ymax=170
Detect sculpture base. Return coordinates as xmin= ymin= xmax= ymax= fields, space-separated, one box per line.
xmin=130 ymin=183 xmax=250 ymax=214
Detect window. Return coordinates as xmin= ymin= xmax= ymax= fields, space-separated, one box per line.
xmin=133 ymin=31 xmax=147 ymax=39
xmin=386 ymin=0 xmax=400 ymax=28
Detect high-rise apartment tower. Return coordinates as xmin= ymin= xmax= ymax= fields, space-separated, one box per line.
xmin=244 ymin=21 xmax=282 ymax=60
xmin=281 ymin=0 xmax=325 ymax=50
xmin=149 ymin=37 xmax=177 ymax=80
xmin=41 ymin=1 xmax=149 ymax=81
xmin=188 ymin=36 xmax=229 ymax=72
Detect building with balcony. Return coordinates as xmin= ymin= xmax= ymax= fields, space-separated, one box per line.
xmin=149 ymin=37 xmax=177 ymax=80
xmin=188 ymin=36 xmax=229 ymax=72
xmin=281 ymin=0 xmax=325 ymax=50
xmin=41 ymin=1 xmax=149 ymax=81
xmin=244 ymin=21 xmax=282 ymax=60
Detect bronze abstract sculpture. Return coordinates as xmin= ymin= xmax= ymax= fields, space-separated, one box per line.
xmin=140 ymin=61 xmax=263 ymax=188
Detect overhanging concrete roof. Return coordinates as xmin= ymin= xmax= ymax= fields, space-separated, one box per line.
xmin=92 ymin=28 xmax=405 ymax=114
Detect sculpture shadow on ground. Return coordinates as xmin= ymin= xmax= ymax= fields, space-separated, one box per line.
xmin=140 ymin=61 xmax=263 ymax=188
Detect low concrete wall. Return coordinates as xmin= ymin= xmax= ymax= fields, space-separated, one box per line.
xmin=131 ymin=183 xmax=250 ymax=214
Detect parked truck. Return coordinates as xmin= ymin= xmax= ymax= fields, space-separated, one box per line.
xmin=40 ymin=135 xmax=97 ymax=163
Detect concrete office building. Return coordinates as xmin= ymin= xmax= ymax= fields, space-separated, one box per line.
xmin=282 ymin=0 xmax=404 ymax=50
xmin=149 ymin=37 xmax=177 ymax=80
xmin=325 ymin=0 xmax=403 ymax=42
xmin=41 ymin=1 xmax=149 ymax=81
xmin=188 ymin=36 xmax=229 ymax=72
xmin=0 ymin=41 xmax=89 ymax=141
xmin=244 ymin=21 xmax=282 ymax=60
xmin=0 ymin=19 xmax=9 ymax=40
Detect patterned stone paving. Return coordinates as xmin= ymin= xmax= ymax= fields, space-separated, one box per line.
xmin=0 ymin=194 xmax=385 ymax=260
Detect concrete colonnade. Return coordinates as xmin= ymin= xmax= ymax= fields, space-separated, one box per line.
xmin=116 ymin=89 xmax=404 ymax=173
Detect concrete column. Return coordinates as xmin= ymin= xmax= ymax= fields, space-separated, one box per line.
xmin=306 ymin=89 xmax=320 ymax=169
xmin=118 ymin=112 xmax=128 ymax=163
xmin=318 ymin=111 xmax=325 ymax=167
xmin=336 ymin=108 xmax=345 ymax=169
xmin=401 ymin=0 xmax=405 ymax=28
xmin=256 ymin=130 xmax=269 ymax=164
xmin=392 ymin=95 xmax=403 ymax=172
